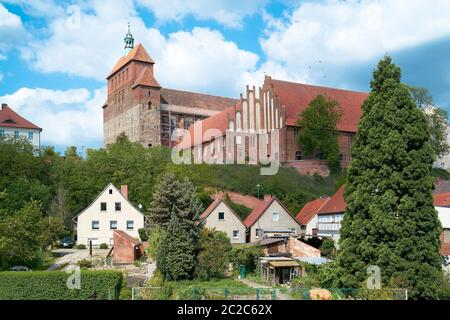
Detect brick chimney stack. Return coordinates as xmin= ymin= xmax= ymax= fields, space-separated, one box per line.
xmin=1 ymin=103 xmax=7 ymax=110
xmin=120 ymin=185 xmax=128 ymax=199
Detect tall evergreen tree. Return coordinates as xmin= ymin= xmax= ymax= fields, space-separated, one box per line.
xmin=146 ymin=172 xmax=182 ymax=229
xmin=336 ymin=56 xmax=443 ymax=299
xmin=157 ymin=215 xmax=196 ymax=280
xmin=176 ymin=178 xmax=204 ymax=244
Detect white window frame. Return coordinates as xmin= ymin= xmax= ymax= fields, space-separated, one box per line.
xmin=272 ymin=212 xmax=280 ymax=222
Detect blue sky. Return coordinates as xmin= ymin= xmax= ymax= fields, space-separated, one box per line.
xmin=0 ymin=0 xmax=450 ymax=153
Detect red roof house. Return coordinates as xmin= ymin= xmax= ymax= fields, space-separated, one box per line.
xmin=0 ymin=104 xmax=42 ymax=131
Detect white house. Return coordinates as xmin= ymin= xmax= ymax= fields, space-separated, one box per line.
xmin=295 ymin=197 xmax=330 ymax=237
xmin=73 ymin=183 xmax=144 ymax=246
xmin=0 ymin=103 xmax=41 ymax=149
xmin=244 ymin=195 xmax=301 ymax=243
xmin=199 ymin=193 xmax=246 ymax=244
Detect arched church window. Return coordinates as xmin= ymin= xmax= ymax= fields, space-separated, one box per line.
xmin=229 ymin=121 xmax=235 ymax=131
xmin=236 ymin=112 xmax=241 ymax=130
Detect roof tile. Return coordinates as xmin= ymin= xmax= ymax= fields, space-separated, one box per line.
xmin=0 ymin=105 xmax=41 ymax=131
xmin=296 ymin=197 xmax=330 ymax=225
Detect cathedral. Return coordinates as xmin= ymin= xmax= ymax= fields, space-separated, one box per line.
xmin=104 ymin=26 xmax=369 ymax=175
xmin=103 ymin=25 xmax=237 ymax=148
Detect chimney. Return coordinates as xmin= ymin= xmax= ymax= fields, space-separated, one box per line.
xmin=264 ymin=195 xmax=272 ymax=201
xmin=120 ymin=185 xmax=128 ymax=199
xmin=1 ymin=103 xmax=7 ymax=110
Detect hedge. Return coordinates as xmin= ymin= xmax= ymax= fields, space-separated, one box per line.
xmin=0 ymin=270 xmax=123 ymax=300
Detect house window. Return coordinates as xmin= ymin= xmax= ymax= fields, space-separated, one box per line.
xmin=91 ymin=221 xmax=99 ymax=230
xmin=110 ymin=220 xmax=117 ymax=230
xmin=289 ymin=228 xmax=296 ymax=234
xmin=218 ymin=212 xmax=225 ymax=220
xmin=232 ymin=230 xmax=239 ymax=240
xmin=115 ymin=202 xmax=121 ymax=212
xmin=109 ymin=189 xmax=113 ymax=194
xmin=14 ymin=131 xmax=19 ymax=138
xmin=28 ymin=132 xmax=33 ymax=140
xmin=312 ymin=228 xmax=318 ymax=236
xmin=127 ymin=220 xmax=134 ymax=230
xmin=272 ymin=212 xmax=280 ymax=222
xmin=100 ymin=202 xmax=107 ymax=211
xmin=295 ymin=151 xmax=302 ymax=160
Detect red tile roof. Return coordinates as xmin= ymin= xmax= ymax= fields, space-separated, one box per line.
xmin=161 ymin=88 xmax=238 ymax=111
xmin=113 ymin=230 xmax=140 ymax=246
xmin=0 ymin=105 xmax=42 ymax=131
xmin=317 ymin=185 xmax=346 ymax=215
xmin=108 ymin=43 xmax=154 ymax=78
xmin=199 ymin=193 xmax=225 ymax=221
xmin=434 ymin=192 xmax=450 ymax=207
xmin=244 ymin=195 xmax=276 ymax=228
xmin=296 ymin=197 xmax=330 ymax=225
xmin=177 ymin=104 xmax=237 ymax=150
xmin=270 ymin=78 xmax=368 ymax=133
xmin=133 ymin=67 xmax=160 ymax=88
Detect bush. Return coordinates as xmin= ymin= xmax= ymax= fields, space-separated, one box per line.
xmin=147 ymin=227 xmax=166 ymax=261
xmin=138 ymin=228 xmax=149 ymax=242
xmin=0 ymin=270 xmax=122 ymax=300
xmin=195 ymin=229 xmax=232 ymax=280
xmin=76 ymin=244 xmax=86 ymax=250
xmin=77 ymin=259 xmax=92 ymax=269
xmin=230 ymin=245 xmax=264 ymax=274
xmin=99 ymin=243 xmax=108 ymax=249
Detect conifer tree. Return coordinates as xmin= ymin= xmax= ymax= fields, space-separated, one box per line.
xmin=146 ymin=172 xmax=181 ymax=229
xmin=157 ymin=215 xmax=196 ymax=280
xmin=336 ymin=56 xmax=443 ymax=299
xmin=176 ymin=178 xmax=204 ymax=244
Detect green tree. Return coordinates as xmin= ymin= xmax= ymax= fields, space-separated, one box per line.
xmin=407 ymin=85 xmax=450 ymax=159
xmin=0 ymin=201 xmax=58 ymax=268
xmin=157 ymin=215 xmax=196 ymax=280
xmin=336 ymin=56 xmax=443 ymax=299
xmin=297 ymin=95 xmax=343 ymax=173
xmin=320 ymin=238 xmax=336 ymax=258
xmin=195 ymin=229 xmax=232 ymax=280
xmin=147 ymin=172 xmax=182 ymax=229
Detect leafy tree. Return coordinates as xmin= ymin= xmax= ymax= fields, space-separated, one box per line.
xmin=230 ymin=245 xmax=264 ymax=273
xmin=320 ymin=238 xmax=336 ymax=258
xmin=336 ymin=56 xmax=443 ymax=299
xmin=297 ymin=95 xmax=343 ymax=173
xmin=407 ymin=85 xmax=450 ymax=159
xmin=157 ymin=215 xmax=196 ymax=280
xmin=0 ymin=201 xmax=62 ymax=269
xmin=147 ymin=226 xmax=166 ymax=261
xmin=195 ymin=229 xmax=232 ymax=280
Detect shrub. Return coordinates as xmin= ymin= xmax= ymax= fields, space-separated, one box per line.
xmin=76 ymin=244 xmax=86 ymax=250
xmin=147 ymin=226 xmax=166 ymax=261
xmin=77 ymin=259 xmax=92 ymax=269
xmin=0 ymin=270 xmax=122 ymax=300
xmin=195 ymin=229 xmax=231 ymax=280
xmin=230 ymin=245 xmax=264 ymax=274
xmin=138 ymin=228 xmax=149 ymax=242
xmin=99 ymin=243 xmax=108 ymax=249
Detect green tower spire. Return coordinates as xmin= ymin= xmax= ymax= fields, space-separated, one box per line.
xmin=124 ymin=23 xmax=134 ymax=55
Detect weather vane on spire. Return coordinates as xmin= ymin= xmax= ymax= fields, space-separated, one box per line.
xmin=124 ymin=22 xmax=134 ymax=55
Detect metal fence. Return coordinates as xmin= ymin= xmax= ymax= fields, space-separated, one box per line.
xmin=131 ymin=287 xmax=278 ymax=300
xmin=289 ymin=288 xmax=408 ymax=300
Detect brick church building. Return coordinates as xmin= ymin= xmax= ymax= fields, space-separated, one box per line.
xmin=103 ymin=26 xmax=237 ymax=147
xmin=177 ymin=76 xmax=368 ymax=175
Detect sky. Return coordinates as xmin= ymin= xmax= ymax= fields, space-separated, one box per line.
xmin=0 ymin=0 xmax=450 ymax=153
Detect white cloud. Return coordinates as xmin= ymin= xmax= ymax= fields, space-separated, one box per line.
xmin=23 ymin=0 xmax=260 ymax=96
xmin=136 ymin=0 xmax=268 ymax=29
xmin=1 ymin=0 xmax=64 ymax=18
xmin=260 ymin=0 xmax=450 ymax=84
xmin=156 ymin=27 xmax=259 ymax=95
xmin=0 ymin=3 xmax=29 ymax=54
xmin=0 ymin=87 xmax=106 ymax=147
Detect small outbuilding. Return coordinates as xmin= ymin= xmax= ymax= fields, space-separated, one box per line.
xmin=112 ymin=230 xmax=142 ymax=264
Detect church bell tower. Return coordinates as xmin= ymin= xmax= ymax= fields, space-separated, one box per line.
xmin=124 ymin=23 xmax=134 ymax=55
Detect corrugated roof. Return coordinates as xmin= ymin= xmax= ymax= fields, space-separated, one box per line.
xmin=0 ymin=105 xmax=42 ymax=131
xmin=296 ymin=197 xmax=330 ymax=225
